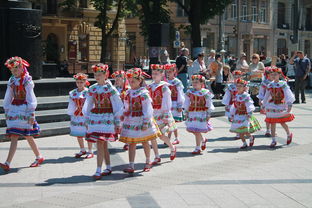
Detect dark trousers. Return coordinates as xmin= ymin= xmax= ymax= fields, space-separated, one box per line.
xmin=295 ymin=76 xmax=307 ymax=102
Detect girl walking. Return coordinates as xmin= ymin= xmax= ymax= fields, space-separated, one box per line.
xmin=0 ymin=57 xmax=44 ymax=172
xmin=184 ymin=75 xmax=215 ymax=154
xmin=67 ymin=73 xmax=93 ymax=159
xmin=83 ymin=63 xmax=123 ymax=180
xmin=119 ymin=68 xmax=161 ymax=173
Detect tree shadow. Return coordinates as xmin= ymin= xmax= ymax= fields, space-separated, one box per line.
xmin=43 ymin=156 xmax=84 ymax=164
xmin=208 ymin=145 xmax=283 ymax=153
xmin=162 ymin=151 xmax=203 ymax=159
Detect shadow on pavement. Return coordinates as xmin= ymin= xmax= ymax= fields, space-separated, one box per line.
xmin=0 ymin=166 xmax=27 ymax=175
xmin=43 ymin=156 xmax=84 ymax=164
xmin=208 ymin=145 xmax=283 ymax=153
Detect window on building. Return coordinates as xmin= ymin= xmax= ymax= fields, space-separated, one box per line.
xmin=277 ymin=2 xmax=286 ymax=28
xmin=47 ymin=0 xmax=57 ymax=15
xmin=253 ymin=38 xmax=267 ymax=56
xmin=241 ymin=0 xmax=248 ymax=21
xmin=252 ymin=6 xmax=257 ymax=22
xmin=177 ymin=0 xmax=187 ymax=17
xmin=231 ymin=0 xmax=237 ymax=20
xmin=304 ymin=40 xmax=311 ymax=56
xmin=79 ymin=34 xmax=89 ymax=62
xmin=306 ymin=8 xmax=312 ymax=31
xmin=277 ymin=39 xmax=287 ymax=56
xmin=259 ymin=1 xmax=267 ymax=23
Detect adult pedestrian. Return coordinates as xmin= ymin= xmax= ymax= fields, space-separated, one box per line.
xmin=290 ymin=51 xmax=311 ymax=104
xmin=189 ymin=52 xmax=206 ymax=77
xmin=205 ymin=49 xmax=216 ymax=70
xmin=176 ymin=48 xmax=189 ymax=92
xmin=236 ymin=52 xmax=249 ymax=72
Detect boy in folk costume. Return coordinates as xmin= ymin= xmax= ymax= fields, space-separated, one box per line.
xmin=184 ymin=75 xmax=215 ymax=154
xmin=111 ymin=70 xmax=130 ymax=151
xmin=257 ymin=67 xmax=273 ymax=137
xmin=0 ymin=57 xmax=44 ymax=172
xmin=262 ymin=67 xmax=295 ymax=148
xmin=67 ymin=73 xmax=93 ymax=159
xmin=222 ymin=70 xmax=242 ymax=140
xmin=148 ymin=64 xmax=177 ymax=165
xmin=230 ymin=79 xmax=261 ymax=149
xmin=164 ymin=63 xmax=185 ymax=145
xmin=82 ymin=63 xmax=123 ymax=180
xmin=119 ymin=68 xmax=161 ymax=173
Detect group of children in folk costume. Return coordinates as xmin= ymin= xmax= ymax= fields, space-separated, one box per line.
xmin=0 ymin=56 xmax=296 ymax=178
xmin=223 ymin=66 xmax=295 ymax=148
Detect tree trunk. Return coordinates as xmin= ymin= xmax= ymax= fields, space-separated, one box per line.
xmin=189 ymin=0 xmax=202 ymax=48
xmin=100 ymin=30 xmax=108 ymax=63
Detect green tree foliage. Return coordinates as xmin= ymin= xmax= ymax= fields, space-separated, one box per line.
xmin=173 ymin=0 xmax=231 ymax=48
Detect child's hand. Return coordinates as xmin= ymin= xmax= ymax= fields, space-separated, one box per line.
xmin=142 ymin=125 xmax=148 ymax=131
xmin=115 ymin=126 xmax=121 ymax=134
xmin=162 ymin=118 xmax=169 ymax=124
xmin=28 ymin=117 xmax=35 ymax=125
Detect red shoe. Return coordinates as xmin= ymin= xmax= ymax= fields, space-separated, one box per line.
xmin=93 ymin=172 xmax=102 ymax=180
xmin=151 ymin=157 xmax=161 ymax=165
xmin=30 ymin=157 xmax=45 ymax=167
xmin=240 ymin=144 xmax=248 ymax=149
xmin=0 ymin=163 xmax=10 ymax=172
xmin=270 ymin=141 xmax=277 ymax=148
xmin=101 ymin=169 xmax=112 ymax=176
xmin=85 ymin=153 xmax=94 ymax=159
xmin=192 ymin=149 xmax=201 ymax=155
xmin=201 ymin=138 xmax=208 ymax=150
xmin=75 ymin=151 xmax=86 ymax=158
xmin=123 ymin=167 xmax=135 ymax=173
xmin=123 ymin=144 xmax=129 ymax=151
xmin=170 ymin=146 xmax=177 ymax=161
xmin=265 ymin=132 xmax=272 ymax=137
xmin=172 ymin=139 xmax=180 ymax=145
xmin=287 ymin=133 xmax=293 ymax=145
xmin=249 ymin=136 xmax=255 ymax=147
xmin=143 ymin=163 xmax=152 ymax=172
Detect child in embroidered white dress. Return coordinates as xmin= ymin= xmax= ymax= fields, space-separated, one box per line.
xmin=262 ymin=67 xmax=295 ymax=148
xmin=257 ymin=68 xmax=273 ymax=137
xmin=222 ymin=70 xmax=243 ymax=140
xmin=119 ymin=68 xmax=161 ymax=173
xmin=67 ymin=73 xmax=93 ymax=159
xmin=82 ymin=64 xmax=123 ymax=180
xmin=0 ymin=57 xmax=44 ymax=172
xmin=165 ymin=64 xmax=185 ymax=145
xmin=148 ymin=64 xmax=177 ymax=165
xmin=230 ymin=79 xmax=261 ymax=149
xmin=184 ymin=75 xmax=215 ymax=154
xmin=111 ymin=70 xmax=130 ymax=151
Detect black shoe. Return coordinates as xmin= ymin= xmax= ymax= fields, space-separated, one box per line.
xmin=293 ymin=100 xmax=300 ymax=104
xmin=302 ymin=101 xmax=306 ymax=104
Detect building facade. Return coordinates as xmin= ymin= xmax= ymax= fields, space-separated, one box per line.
xmin=30 ymin=0 xmax=126 ymax=73
xmin=125 ymin=0 xmax=312 ymax=61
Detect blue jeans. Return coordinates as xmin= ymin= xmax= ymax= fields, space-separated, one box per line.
xmin=177 ymin=73 xmax=188 ymax=92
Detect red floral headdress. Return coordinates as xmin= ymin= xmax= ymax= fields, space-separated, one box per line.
xmin=73 ymin=73 xmax=90 ymax=86
xmin=111 ymin=70 xmax=126 ymax=79
xmin=126 ymin=68 xmax=151 ymax=79
xmin=4 ymin=56 xmax=30 ymax=70
xmin=266 ymin=66 xmax=287 ymax=80
xmin=232 ymin=70 xmax=243 ymax=76
xmin=235 ymin=78 xmax=248 ymax=86
xmin=163 ymin=64 xmax=176 ymax=71
xmin=150 ymin=64 xmax=164 ymax=71
xmin=191 ymin=74 xmax=205 ymax=82
xmin=91 ymin=63 xmax=109 ymax=73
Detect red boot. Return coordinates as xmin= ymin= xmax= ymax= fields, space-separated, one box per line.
xmin=30 ymin=157 xmax=45 ymax=167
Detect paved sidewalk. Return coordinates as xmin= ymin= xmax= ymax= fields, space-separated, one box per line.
xmin=1 ymin=96 xmax=312 ymax=208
